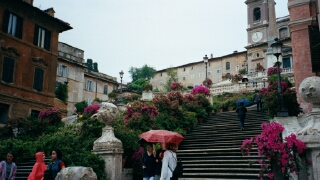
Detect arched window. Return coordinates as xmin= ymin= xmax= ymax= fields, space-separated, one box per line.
xmin=226 ymin=62 xmax=230 ymax=70
xmin=253 ymin=7 xmax=261 ymax=21
xmin=279 ymin=27 xmax=288 ymax=39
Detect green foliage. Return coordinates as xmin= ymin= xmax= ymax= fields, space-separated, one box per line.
xmin=212 ymin=92 xmax=255 ymax=112
xmin=108 ymin=92 xmax=118 ymax=102
xmin=0 ymin=118 xmax=108 ymax=179
xmin=153 ymin=87 xmax=160 ymax=92
xmin=75 ymin=101 xmax=88 ymax=114
xmin=93 ymin=98 xmax=102 ymax=103
xmin=238 ymin=68 xmax=247 ymax=75
xmin=128 ymin=78 xmax=147 ymax=93
xmin=129 ymin=65 xmax=156 ymax=82
xmin=55 ymin=82 xmax=68 ymax=103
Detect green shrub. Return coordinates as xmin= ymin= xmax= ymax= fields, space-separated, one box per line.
xmin=75 ymin=101 xmax=88 ymax=114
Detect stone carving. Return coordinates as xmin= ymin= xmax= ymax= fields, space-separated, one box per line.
xmin=96 ymin=102 xmax=119 ymax=126
xmin=61 ymin=115 xmax=77 ymax=125
xmin=299 ymin=76 xmax=320 ymax=104
xmin=1 ymin=47 xmax=20 ymax=59
xmin=55 ymin=167 xmax=97 ymax=180
xmin=32 ymin=57 xmax=48 ymax=69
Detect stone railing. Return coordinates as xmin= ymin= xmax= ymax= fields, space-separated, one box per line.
xmin=210 ymin=76 xmax=295 ymax=95
xmin=246 ymin=68 xmax=294 ymax=79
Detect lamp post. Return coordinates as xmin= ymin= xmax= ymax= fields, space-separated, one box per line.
xmin=203 ymin=55 xmax=208 ymax=88
xmin=271 ymin=38 xmax=288 ymax=117
xmin=119 ymin=70 xmax=124 ymax=104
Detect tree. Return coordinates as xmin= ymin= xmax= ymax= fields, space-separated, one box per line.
xmin=128 ymin=65 xmax=156 ymax=82
xmin=163 ymin=67 xmax=178 ymax=92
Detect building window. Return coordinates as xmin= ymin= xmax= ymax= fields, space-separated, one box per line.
xmin=33 ymin=67 xmax=44 ymax=92
xmin=183 ymin=77 xmax=186 ymax=81
xmin=199 ymin=72 xmax=203 ymax=78
xmin=226 ymin=62 xmax=230 ymax=70
xmin=279 ymin=27 xmax=288 ymax=39
xmin=283 ymin=58 xmax=291 ymax=68
xmin=183 ymin=68 xmax=186 ymax=72
xmin=236 ymin=65 xmax=239 ymax=71
xmin=85 ymin=80 xmax=94 ymax=91
xmin=191 ymin=67 xmax=193 ymax=70
xmin=104 ymin=85 xmax=108 ymax=95
xmin=160 ymin=81 xmax=163 ymax=85
xmin=34 ymin=25 xmax=51 ymax=51
xmin=2 ymin=57 xmax=15 ymax=83
xmin=159 ymin=73 xmax=162 ymax=77
xmin=253 ymin=7 xmax=261 ymax=21
xmin=217 ymin=69 xmax=221 ymax=74
xmin=86 ymin=98 xmax=92 ymax=105
xmin=208 ymin=63 xmax=211 ymax=67
xmin=191 ymin=74 xmax=195 ymax=79
xmin=208 ymin=71 xmax=211 ymax=75
xmin=3 ymin=11 xmax=23 ymax=39
xmin=0 ymin=103 xmax=10 ymax=124
xmin=57 ymin=64 xmax=69 ymax=77
xmin=30 ymin=110 xmax=40 ymax=119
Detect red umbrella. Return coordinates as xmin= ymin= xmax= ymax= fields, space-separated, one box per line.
xmin=140 ymin=130 xmax=184 ymax=144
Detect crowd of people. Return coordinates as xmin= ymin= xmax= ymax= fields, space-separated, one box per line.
xmin=0 ymin=149 xmax=65 ymax=180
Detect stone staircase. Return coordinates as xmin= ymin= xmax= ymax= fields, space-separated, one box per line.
xmin=15 ymin=158 xmax=51 ymax=179
xmin=177 ymin=110 xmax=269 ymax=180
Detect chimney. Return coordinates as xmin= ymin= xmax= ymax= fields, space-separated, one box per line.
xmin=211 ymin=54 xmax=213 ymax=58
xmin=93 ymin=62 xmax=99 ymax=72
xmin=87 ymin=59 xmax=93 ymax=71
xmin=233 ymin=50 xmax=238 ymax=53
xmin=23 ymin=0 xmax=34 ymax=5
xmin=44 ymin=8 xmax=55 ymax=17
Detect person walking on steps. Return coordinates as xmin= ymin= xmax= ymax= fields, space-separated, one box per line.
xmin=236 ymin=102 xmax=247 ymax=130
xmin=254 ymin=92 xmax=262 ymax=112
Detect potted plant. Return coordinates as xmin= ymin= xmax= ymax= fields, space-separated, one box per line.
xmin=206 ymin=105 xmax=214 ymax=116
xmin=202 ymin=78 xmax=213 ymax=87
xmin=170 ymin=82 xmax=184 ymax=91
xmin=231 ymin=74 xmax=243 ymax=83
xmin=142 ymin=82 xmax=153 ymax=92
xmin=196 ymin=108 xmax=208 ymax=123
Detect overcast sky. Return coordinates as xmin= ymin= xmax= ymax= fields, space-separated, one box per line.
xmin=33 ymin=1 xmax=289 ymax=83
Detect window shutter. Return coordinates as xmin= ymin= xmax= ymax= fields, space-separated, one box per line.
xmin=85 ymin=80 xmax=88 ymax=90
xmin=2 ymin=57 xmax=14 ymax=83
xmin=91 ymin=81 xmax=94 ymax=91
xmin=33 ymin=68 xmax=44 ymax=91
xmin=58 ymin=64 xmax=63 ymax=76
xmin=16 ymin=16 xmax=23 ymax=39
xmin=44 ymin=30 xmax=51 ymax=51
xmin=33 ymin=25 xmax=39 ymax=46
xmin=66 ymin=66 xmax=69 ymax=78
xmin=3 ymin=10 xmax=10 ymax=33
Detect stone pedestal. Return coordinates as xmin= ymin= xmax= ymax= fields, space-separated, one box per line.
xmin=121 ymin=168 xmax=133 ymax=180
xmin=91 ymin=103 xmax=123 ymax=180
xmin=117 ymin=103 xmax=127 ymax=111
xmin=142 ymin=91 xmax=153 ymax=101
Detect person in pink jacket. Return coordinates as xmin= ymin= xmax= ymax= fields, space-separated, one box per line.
xmin=0 ymin=152 xmax=17 ymax=180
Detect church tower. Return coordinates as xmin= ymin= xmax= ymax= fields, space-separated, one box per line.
xmin=244 ymin=0 xmax=277 ymax=73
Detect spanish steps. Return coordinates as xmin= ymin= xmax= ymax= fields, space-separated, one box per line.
xmin=177 ymin=109 xmax=269 ymax=180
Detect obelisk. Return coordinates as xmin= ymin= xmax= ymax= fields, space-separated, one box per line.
xmin=266 ymin=0 xmax=278 ymax=68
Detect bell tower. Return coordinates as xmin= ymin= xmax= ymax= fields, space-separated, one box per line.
xmin=245 ymin=0 xmax=277 ymax=73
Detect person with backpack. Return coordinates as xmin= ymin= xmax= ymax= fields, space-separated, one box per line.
xmin=236 ymin=102 xmax=247 ymax=130
xmin=43 ymin=149 xmax=65 ymax=180
xmin=28 ymin=152 xmax=47 ymax=180
xmin=0 ymin=152 xmax=17 ymax=180
xmin=254 ymin=92 xmax=262 ymax=112
xmin=160 ymin=142 xmax=178 ymax=180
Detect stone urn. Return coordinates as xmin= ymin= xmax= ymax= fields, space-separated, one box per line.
xmin=92 ymin=102 xmax=123 ymax=180
xmin=55 ymin=167 xmax=97 ymax=180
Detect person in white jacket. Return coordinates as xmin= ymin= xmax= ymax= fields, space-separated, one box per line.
xmin=160 ymin=142 xmax=177 ymax=180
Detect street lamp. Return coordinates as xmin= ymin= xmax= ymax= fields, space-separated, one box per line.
xmin=119 ymin=70 xmax=124 ymax=104
xmin=271 ymin=38 xmax=288 ymax=117
xmin=203 ymin=55 xmax=208 ymax=88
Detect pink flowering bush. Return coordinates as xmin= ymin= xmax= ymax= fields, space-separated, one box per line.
xmin=267 ymin=67 xmax=282 ymax=76
xmin=123 ymin=101 xmax=159 ymax=132
xmin=38 ymin=107 xmax=61 ymax=125
xmin=170 ymin=82 xmax=184 ymax=91
xmin=240 ymin=122 xmax=307 ymax=179
xmin=132 ymin=146 xmax=144 ymax=166
xmin=231 ymin=74 xmax=243 ymax=82
xmin=191 ymin=86 xmax=210 ymax=96
xmin=84 ymin=104 xmax=100 ymax=116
